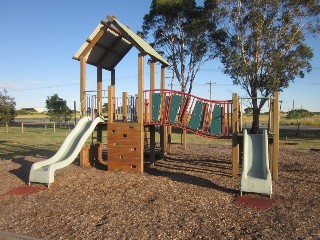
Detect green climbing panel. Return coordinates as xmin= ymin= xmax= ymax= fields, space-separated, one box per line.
xmin=210 ymin=105 xmax=222 ymax=134
xmin=152 ymin=93 xmax=162 ymax=121
xmin=168 ymin=94 xmax=182 ymax=123
xmin=188 ymin=101 xmax=204 ymax=131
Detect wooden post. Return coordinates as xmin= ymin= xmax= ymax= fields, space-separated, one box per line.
xmin=232 ymin=93 xmax=240 ymax=177
xmin=160 ymin=65 xmax=167 ymax=155
xmin=108 ymin=85 xmax=115 ymax=123
xmin=5 ymin=122 xmax=8 ymax=134
xmin=272 ymin=92 xmax=280 ymax=181
xmin=138 ymin=53 xmax=145 ymax=172
xmin=80 ymin=58 xmax=87 ymax=117
xmin=53 ymin=122 xmax=56 ymax=134
xmin=80 ymin=145 xmax=91 ymax=167
xmin=111 ymin=69 xmax=115 ymax=86
xmin=97 ymin=66 xmax=103 ymax=116
xmin=150 ymin=59 xmax=156 ymax=122
xmin=167 ymin=126 xmax=172 ymax=154
xmin=122 ymin=92 xmax=128 ymax=121
xmin=144 ymin=99 xmax=149 ymax=123
xmin=182 ymin=129 xmax=187 ymax=149
xmin=150 ymin=125 xmax=156 ymax=167
xmin=149 ymin=59 xmax=157 ymax=163
xmin=21 ymin=122 xmax=24 ymax=134
xmin=138 ymin=53 xmax=144 ymax=124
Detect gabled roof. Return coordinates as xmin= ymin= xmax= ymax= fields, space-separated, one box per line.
xmin=73 ymin=16 xmax=170 ymax=70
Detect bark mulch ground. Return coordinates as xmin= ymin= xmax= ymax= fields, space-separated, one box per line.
xmin=0 ymin=143 xmax=319 ymax=239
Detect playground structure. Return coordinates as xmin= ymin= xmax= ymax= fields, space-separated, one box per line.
xmin=29 ymin=16 xmax=279 ymax=193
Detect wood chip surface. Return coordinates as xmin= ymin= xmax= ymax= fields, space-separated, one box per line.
xmin=0 ymin=144 xmax=319 ymax=239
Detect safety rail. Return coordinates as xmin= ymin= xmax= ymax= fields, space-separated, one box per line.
xmin=80 ymin=90 xmax=108 ymax=119
xmin=113 ymin=95 xmax=138 ymax=122
xmin=143 ymin=89 xmax=233 ymax=138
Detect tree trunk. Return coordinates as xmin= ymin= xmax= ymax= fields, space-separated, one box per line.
xmin=251 ymin=98 xmax=260 ymax=134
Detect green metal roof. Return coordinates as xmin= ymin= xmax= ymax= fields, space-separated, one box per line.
xmin=73 ymin=16 xmax=170 ymax=70
xmin=108 ymin=16 xmax=170 ymax=67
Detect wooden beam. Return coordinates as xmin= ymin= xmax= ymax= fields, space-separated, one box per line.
xmin=80 ymin=58 xmax=87 ymax=117
xmin=272 ymin=92 xmax=280 ymax=181
xmin=107 ymin=16 xmax=147 ymax=55
xmin=101 ymin=20 xmax=123 ymax=36
xmin=79 ymin=23 xmax=110 ymax=59
xmin=232 ymin=93 xmax=240 ymax=178
xmin=97 ymin=66 xmax=102 ymax=116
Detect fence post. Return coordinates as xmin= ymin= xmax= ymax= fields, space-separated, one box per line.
xmin=5 ymin=122 xmax=8 ymax=134
xmin=53 ymin=122 xmax=56 ymax=134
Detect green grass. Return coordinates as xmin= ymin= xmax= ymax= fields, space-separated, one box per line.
xmin=242 ymin=112 xmax=320 ymax=127
xmin=0 ymin=125 xmax=71 ymax=160
xmin=1 ymin=121 xmax=319 ymax=161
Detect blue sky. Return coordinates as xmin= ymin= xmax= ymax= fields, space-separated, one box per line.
xmin=0 ymin=0 xmax=319 ymax=112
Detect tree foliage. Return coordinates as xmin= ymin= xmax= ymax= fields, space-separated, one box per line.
xmin=46 ymin=94 xmax=72 ymax=124
xmin=287 ymin=109 xmax=313 ymax=119
xmin=205 ymin=0 xmax=320 ymax=132
xmin=0 ymin=89 xmax=16 ymax=124
xmin=141 ymin=0 xmax=220 ymax=93
xmin=244 ymin=107 xmax=253 ymax=115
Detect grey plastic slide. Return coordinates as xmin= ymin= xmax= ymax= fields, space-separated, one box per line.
xmin=240 ymin=129 xmax=272 ymax=197
xmin=29 ymin=117 xmax=104 ymax=186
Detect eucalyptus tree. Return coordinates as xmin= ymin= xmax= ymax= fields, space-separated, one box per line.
xmin=205 ymin=0 xmax=320 ymax=133
xmin=141 ymin=0 xmax=221 ymax=94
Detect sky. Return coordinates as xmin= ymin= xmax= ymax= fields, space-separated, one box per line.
xmin=0 ymin=0 xmax=319 ymax=112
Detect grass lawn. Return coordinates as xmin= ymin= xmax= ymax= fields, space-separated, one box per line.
xmin=1 ymin=121 xmax=319 ymax=161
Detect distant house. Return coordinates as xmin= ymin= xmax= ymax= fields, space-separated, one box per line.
xmin=21 ymin=108 xmax=44 ymax=113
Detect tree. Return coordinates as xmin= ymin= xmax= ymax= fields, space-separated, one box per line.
xmin=141 ymin=0 xmax=221 ymax=93
xmin=287 ymin=109 xmax=313 ymax=119
xmin=0 ymin=89 xmax=16 ymax=124
xmin=46 ymin=94 xmax=72 ymax=124
xmin=205 ymin=0 xmax=320 ymax=133
xmin=244 ymin=107 xmax=253 ymax=115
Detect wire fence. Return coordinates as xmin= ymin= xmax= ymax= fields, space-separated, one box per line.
xmin=0 ymin=121 xmax=76 ymax=134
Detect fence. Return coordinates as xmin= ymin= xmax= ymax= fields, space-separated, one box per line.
xmin=1 ymin=121 xmax=76 ymax=134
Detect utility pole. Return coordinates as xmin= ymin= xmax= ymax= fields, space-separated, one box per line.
xmin=205 ymin=81 xmax=215 ymax=100
xmin=279 ymin=100 xmax=283 ymax=112
xmin=293 ymin=99 xmax=295 ymax=110
xmin=167 ymin=71 xmax=175 ymax=90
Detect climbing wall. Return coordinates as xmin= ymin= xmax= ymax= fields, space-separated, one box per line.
xmin=107 ymin=122 xmax=143 ymax=172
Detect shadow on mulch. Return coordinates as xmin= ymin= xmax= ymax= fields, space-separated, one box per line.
xmin=9 ymin=157 xmax=34 ymax=184
xmin=235 ymin=195 xmax=276 ymax=211
xmin=157 ymin=156 xmax=231 ymax=177
xmin=146 ymin=167 xmax=238 ymax=195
